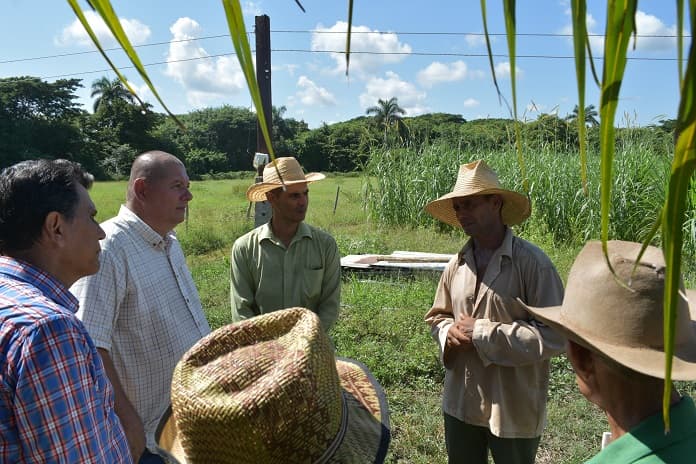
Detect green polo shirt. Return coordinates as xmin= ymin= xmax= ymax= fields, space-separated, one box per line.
xmin=587 ymin=396 xmax=696 ymax=463
xmin=230 ymin=222 xmax=341 ymax=331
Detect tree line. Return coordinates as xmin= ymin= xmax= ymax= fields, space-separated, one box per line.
xmin=0 ymin=76 xmax=677 ymax=179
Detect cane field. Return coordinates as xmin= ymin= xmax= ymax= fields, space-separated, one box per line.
xmin=90 ymin=146 xmax=696 ymax=464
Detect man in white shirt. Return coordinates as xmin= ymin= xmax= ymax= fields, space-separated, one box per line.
xmin=71 ymin=151 xmax=211 ymax=463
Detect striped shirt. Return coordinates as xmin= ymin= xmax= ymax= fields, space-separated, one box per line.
xmin=0 ymin=257 xmax=132 ymax=463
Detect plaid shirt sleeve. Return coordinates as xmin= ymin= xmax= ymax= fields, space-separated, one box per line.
xmin=10 ymin=314 xmax=131 ymax=463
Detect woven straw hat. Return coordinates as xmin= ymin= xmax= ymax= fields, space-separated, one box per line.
xmin=523 ymin=240 xmax=696 ymax=380
xmin=156 ymin=308 xmax=390 ymax=464
xmin=246 ymin=157 xmax=325 ymax=202
xmin=424 ymin=159 xmax=530 ymax=227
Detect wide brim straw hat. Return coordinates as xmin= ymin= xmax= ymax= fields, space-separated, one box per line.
xmin=522 ymin=240 xmax=696 ymax=380
xmin=246 ymin=157 xmax=325 ymax=202
xmin=424 ymin=159 xmax=530 ymax=227
xmin=155 ymin=308 xmax=390 ymax=464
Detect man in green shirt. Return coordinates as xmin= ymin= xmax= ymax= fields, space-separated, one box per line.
xmin=523 ymin=240 xmax=696 ymax=463
xmin=230 ymin=157 xmax=341 ymax=332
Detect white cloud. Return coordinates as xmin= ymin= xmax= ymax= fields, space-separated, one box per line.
xmin=359 ymin=71 xmax=428 ymax=116
xmin=494 ymin=61 xmax=523 ymax=79
xmin=273 ymin=63 xmax=299 ymax=77
xmin=633 ymin=11 xmax=678 ymax=51
xmin=242 ymin=1 xmax=263 ymax=16
xmin=164 ymin=17 xmax=246 ymax=107
xmin=311 ymin=21 xmax=411 ymax=76
xmin=417 ymin=60 xmax=484 ymax=87
xmin=465 ymin=34 xmax=488 ymax=48
xmin=125 ymin=80 xmax=152 ymax=104
xmin=56 ymin=10 xmax=150 ymax=48
xmin=463 ymin=98 xmax=480 ymax=108
xmin=560 ymin=11 xmax=603 ymax=53
xmin=561 ymin=9 xmax=679 ymax=55
xmin=290 ymin=76 xmax=337 ymax=107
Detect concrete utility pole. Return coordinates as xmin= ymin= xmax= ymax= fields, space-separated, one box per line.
xmin=254 ymin=14 xmax=273 ymax=227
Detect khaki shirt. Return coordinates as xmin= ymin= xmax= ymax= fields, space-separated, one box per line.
xmin=425 ymin=229 xmax=564 ymax=438
xmin=230 ymin=222 xmax=341 ymax=332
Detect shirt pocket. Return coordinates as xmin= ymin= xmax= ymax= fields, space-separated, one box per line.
xmin=302 ymin=267 xmax=323 ymax=307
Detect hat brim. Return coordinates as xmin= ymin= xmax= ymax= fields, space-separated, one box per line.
xmin=246 ymin=172 xmax=326 ymax=202
xmin=424 ymin=188 xmax=531 ymax=228
xmin=155 ymin=357 xmax=390 ymax=464
xmin=522 ymin=293 xmax=696 ymax=380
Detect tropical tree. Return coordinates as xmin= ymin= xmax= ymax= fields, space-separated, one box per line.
xmin=565 ymin=104 xmax=600 ymax=127
xmin=0 ymin=76 xmax=87 ymax=167
xmin=366 ymin=97 xmax=406 ymax=132
xmin=90 ymin=76 xmax=135 ymax=112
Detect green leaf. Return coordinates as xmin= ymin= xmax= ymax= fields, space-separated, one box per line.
xmin=220 ymin=0 xmax=275 ymax=162
xmin=661 ymin=0 xmax=696 ymax=431
xmin=598 ymin=0 xmax=637 ymax=269
xmin=501 ymin=0 xmax=528 ymax=193
xmin=570 ymin=0 xmax=588 ymax=195
xmin=480 ymin=0 xmax=503 ymax=101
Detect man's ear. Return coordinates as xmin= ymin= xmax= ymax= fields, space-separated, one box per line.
xmin=42 ymin=211 xmax=65 ymax=246
xmin=567 ymin=340 xmax=595 ymax=383
xmin=133 ymin=177 xmax=148 ymax=202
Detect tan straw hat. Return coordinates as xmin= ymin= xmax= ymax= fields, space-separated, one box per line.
xmin=424 ymin=159 xmax=530 ymax=227
xmin=523 ymin=240 xmax=696 ymax=380
xmin=156 ymin=307 xmax=391 ymax=464
xmin=246 ymin=157 xmax=325 ymax=202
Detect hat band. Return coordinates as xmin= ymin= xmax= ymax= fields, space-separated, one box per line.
xmin=314 ymin=393 xmax=348 ymax=464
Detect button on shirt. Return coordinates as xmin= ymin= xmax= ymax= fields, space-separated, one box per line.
xmin=0 ymin=257 xmax=131 ymax=463
xmin=71 ymin=205 xmax=211 ymax=451
xmin=230 ymin=222 xmax=341 ymax=332
xmin=425 ymin=229 xmax=565 ymax=438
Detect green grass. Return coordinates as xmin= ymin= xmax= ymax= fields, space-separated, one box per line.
xmin=88 ymin=171 xmax=691 ymax=463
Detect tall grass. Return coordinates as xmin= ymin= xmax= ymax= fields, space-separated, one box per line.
xmin=364 ymin=144 xmax=694 ymax=263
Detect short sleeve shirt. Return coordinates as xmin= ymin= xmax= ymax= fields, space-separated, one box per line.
xmin=71 ymin=205 xmax=211 ymax=450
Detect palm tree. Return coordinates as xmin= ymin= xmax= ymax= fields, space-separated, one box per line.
xmin=90 ymin=76 xmax=135 ymax=112
xmin=565 ymin=104 xmax=600 ymax=127
xmin=365 ymin=97 xmax=406 ymax=132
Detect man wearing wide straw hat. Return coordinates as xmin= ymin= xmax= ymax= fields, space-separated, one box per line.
xmin=155 ymin=307 xmax=391 ymax=463
xmin=523 ymin=240 xmax=696 ymax=462
xmin=424 ymin=159 xmax=565 ymax=464
xmin=230 ymin=156 xmax=341 ymax=332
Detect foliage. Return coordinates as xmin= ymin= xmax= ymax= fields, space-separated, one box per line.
xmin=362 ymin=144 xmax=696 ymax=270
xmin=0 ymin=76 xmax=86 ymax=167
xmin=565 ymin=104 xmax=600 ymax=127
xmin=366 ymin=97 xmax=408 ymax=143
xmin=90 ymin=76 xmax=135 ymax=112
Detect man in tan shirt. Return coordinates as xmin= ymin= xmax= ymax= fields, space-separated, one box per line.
xmin=424 ymin=160 xmax=565 ymax=464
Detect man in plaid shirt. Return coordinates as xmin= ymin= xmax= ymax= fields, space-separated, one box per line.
xmin=0 ymin=159 xmax=131 ymax=463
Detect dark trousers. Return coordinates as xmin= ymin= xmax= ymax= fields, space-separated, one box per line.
xmin=444 ymin=413 xmax=540 ymax=464
xmin=138 ymin=449 xmax=167 ymax=464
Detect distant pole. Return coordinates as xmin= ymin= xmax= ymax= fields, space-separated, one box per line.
xmin=254 ymin=14 xmax=273 ymax=227
xmin=333 ymin=185 xmax=340 ymax=215
xmin=255 ymin=14 xmax=273 ymax=155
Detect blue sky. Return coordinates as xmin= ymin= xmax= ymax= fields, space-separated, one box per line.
xmin=0 ymin=1 xmax=687 ymax=128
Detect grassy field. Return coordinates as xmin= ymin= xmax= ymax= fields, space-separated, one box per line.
xmin=89 ymin=175 xmax=692 ymax=463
